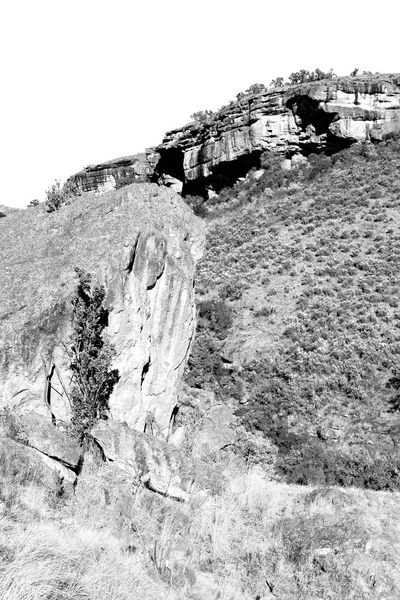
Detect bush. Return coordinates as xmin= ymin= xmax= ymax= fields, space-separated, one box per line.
xmin=68 ymin=268 xmax=119 ymax=445
xmin=45 ymin=179 xmax=79 ymax=212
xmin=190 ymin=110 xmax=214 ymax=123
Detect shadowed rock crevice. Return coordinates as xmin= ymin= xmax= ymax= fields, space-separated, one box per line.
xmin=286 ymin=95 xmax=338 ymax=136
xmin=183 ymin=150 xmax=264 ymax=196
xmin=155 ymin=147 xmax=185 ymax=183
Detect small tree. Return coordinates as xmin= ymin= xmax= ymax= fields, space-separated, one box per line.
xmin=245 ymin=83 xmax=266 ymax=95
xmin=28 ymin=199 xmax=40 ymax=207
xmin=270 ymin=77 xmax=285 ymax=87
xmin=45 ymin=180 xmax=66 ymax=212
xmin=190 ymin=110 xmax=214 ymax=123
xmin=45 ymin=178 xmax=80 ymax=213
xmin=68 ymin=268 xmax=119 ymax=445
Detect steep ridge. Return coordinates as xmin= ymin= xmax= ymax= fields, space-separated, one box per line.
xmin=0 ymin=183 xmax=204 ymax=436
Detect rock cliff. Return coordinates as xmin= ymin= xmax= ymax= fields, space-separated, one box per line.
xmin=67 ymin=74 xmax=400 ymax=198
xmin=157 ymin=73 xmax=400 ymax=194
xmin=0 ymin=183 xmax=204 ymax=436
xmin=67 ymin=152 xmax=160 ymax=195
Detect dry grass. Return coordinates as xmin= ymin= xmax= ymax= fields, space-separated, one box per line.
xmin=1 ymin=438 xmax=400 ymax=600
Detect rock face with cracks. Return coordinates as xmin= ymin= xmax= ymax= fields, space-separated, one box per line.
xmin=92 ymin=418 xmax=194 ymax=501
xmin=0 ymin=183 xmax=204 ymax=437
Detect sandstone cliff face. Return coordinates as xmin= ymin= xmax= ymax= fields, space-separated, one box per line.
xmin=0 ymin=184 xmax=204 ymax=436
xmin=67 ymin=152 xmax=160 ymax=195
xmin=157 ymin=73 xmax=400 ymax=193
xmin=66 ymin=74 xmax=400 ymax=198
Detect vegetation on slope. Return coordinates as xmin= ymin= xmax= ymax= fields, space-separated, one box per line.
xmin=1 ymin=420 xmax=400 ymax=600
xmin=186 ymin=138 xmax=400 ymax=489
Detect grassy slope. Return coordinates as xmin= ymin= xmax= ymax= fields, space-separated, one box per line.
xmin=1 ymin=435 xmax=400 ymax=600
xmin=189 ymin=140 xmax=400 ymax=487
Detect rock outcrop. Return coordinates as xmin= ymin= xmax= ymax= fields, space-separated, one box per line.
xmin=92 ymin=418 xmax=194 ymax=501
xmin=157 ymin=73 xmax=400 ymax=194
xmin=0 ymin=205 xmax=17 ymax=217
xmin=67 ymin=152 xmax=160 ymax=195
xmin=0 ymin=183 xmax=204 ymax=436
xmin=0 ymin=435 xmax=76 ymax=487
xmin=19 ymin=411 xmax=81 ymax=469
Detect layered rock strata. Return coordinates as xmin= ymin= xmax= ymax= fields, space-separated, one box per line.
xmin=157 ymin=73 xmax=400 ymax=193
xmin=67 ymin=152 xmax=160 ymax=195
xmin=67 ymin=74 xmax=400 ymax=198
xmin=0 ymin=183 xmax=204 ymax=436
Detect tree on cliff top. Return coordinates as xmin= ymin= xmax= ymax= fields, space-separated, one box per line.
xmin=68 ymin=268 xmax=119 ymax=445
xmin=190 ymin=110 xmax=215 ymax=123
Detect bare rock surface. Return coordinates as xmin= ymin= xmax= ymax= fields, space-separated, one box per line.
xmin=19 ymin=411 xmax=80 ymax=468
xmin=67 ymin=151 xmax=160 ymax=195
xmin=0 ymin=183 xmax=204 ymax=435
xmin=91 ymin=418 xmax=194 ymax=501
xmin=0 ymin=435 xmax=76 ymax=485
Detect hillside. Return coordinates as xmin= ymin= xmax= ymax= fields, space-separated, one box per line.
xmin=184 ymin=137 xmax=400 ymax=489
xmin=3 ymin=78 xmax=400 ymax=600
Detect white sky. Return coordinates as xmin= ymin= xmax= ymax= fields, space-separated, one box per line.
xmin=1 ymin=0 xmax=399 ymax=208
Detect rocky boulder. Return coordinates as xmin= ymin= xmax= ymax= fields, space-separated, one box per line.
xmin=92 ymin=418 xmax=194 ymax=501
xmin=19 ymin=411 xmax=81 ymax=469
xmin=0 ymin=183 xmax=204 ymax=436
xmin=0 ymin=435 xmax=77 ymax=486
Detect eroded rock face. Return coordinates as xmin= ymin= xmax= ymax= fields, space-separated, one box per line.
xmin=67 ymin=151 xmax=160 ymax=195
xmin=19 ymin=411 xmax=81 ymax=469
xmin=0 ymin=184 xmax=204 ymax=436
xmin=92 ymin=419 xmax=194 ymax=501
xmin=157 ymin=74 xmax=400 ymax=193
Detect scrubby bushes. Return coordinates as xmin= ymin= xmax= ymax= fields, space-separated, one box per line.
xmin=45 ymin=178 xmax=80 ymax=212
xmin=190 ymin=137 xmax=400 ymax=490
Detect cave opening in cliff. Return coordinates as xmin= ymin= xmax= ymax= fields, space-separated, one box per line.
xmin=286 ymin=94 xmax=355 ymax=155
xmin=182 ymin=150 xmax=264 ymax=197
xmin=286 ymin=95 xmax=337 ymax=136
xmin=156 ymin=148 xmax=185 ymax=183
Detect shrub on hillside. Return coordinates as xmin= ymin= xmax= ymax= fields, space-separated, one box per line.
xmin=45 ymin=178 xmax=80 ymax=212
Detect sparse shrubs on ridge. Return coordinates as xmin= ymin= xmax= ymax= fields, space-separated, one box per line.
xmin=288 ymin=67 xmax=335 ymax=84
xmin=190 ymin=109 xmax=215 ymax=123
xmin=45 ymin=178 xmax=80 ymax=212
